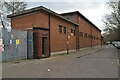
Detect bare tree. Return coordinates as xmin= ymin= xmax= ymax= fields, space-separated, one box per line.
xmin=0 ymin=0 xmax=7 ymax=28
xmin=0 ymin=0 xmax=27 ymax=29
xmin=4 ymin=0 xmax=27 ymax=14
xmin=103 ymin=0 xmax=120 ymax=41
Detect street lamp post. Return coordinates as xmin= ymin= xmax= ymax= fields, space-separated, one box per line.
xmin=67 ymin=31 xmax=74 ymax=55
xmin=67 ymin=40 xmax=69 ymax=55
xmin=67 ymin=32 xmax=70 ymax=55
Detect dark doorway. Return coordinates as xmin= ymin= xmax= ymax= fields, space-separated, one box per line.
xmin=33 ymin=32 xmax=38 ymax=58
xmin=42 ymin=37 xmax=47 ymax=55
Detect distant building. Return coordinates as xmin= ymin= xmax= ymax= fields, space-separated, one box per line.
xmin=8 ymin=6 xmax=102 ymax=58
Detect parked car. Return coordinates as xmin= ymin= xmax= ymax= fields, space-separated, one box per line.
xmin=116 ymin=42 xmax=120 ymax=49
xmin=112 ymin=41 xmax=119 ymax=47
xmin=106 ymin=41 xmax=111 ymax=45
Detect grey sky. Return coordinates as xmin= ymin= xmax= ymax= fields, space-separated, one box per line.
xmin=27 ymin=1 xmax=109 ymax=32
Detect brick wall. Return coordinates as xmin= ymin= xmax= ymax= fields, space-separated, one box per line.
xmin=11 ymin=10 xmax=49 ymax=29
xmin=11 ymin=10 xmax=77 ymax=57
xmin=62 ymin=12 xmax=101 ymax=48
xmin=11 ymin=10 xmax=50 ymax=58
xmin=10 ymin=7 xmax=101 ymax=58
xmin=50 ymin=15 xmax=77 ymax=52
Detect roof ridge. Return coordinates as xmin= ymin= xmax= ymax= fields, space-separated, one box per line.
xmin=7 ymin=6 xmax=78 ymax=26
xmin=60 ymin=11 xmax=101 ymax=31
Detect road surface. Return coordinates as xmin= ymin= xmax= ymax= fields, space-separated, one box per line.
xmin=2 ymin=45 xmax=119 ymax=78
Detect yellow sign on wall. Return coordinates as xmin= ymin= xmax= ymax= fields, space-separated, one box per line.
xmin=16 ymin=39 xmax=20 ymax=44
xmin=68 ymin=35 xmax=70 ymax=39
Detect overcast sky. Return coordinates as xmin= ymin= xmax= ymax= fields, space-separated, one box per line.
xmin=27 ymin=0 xmax=110 ymax=32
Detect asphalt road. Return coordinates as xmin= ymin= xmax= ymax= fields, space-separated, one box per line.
xmin=2 ymin=45 xmax=119 ymax=78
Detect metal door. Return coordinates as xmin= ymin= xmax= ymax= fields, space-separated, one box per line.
xmin=42 ymin=37 xmax=47 ymax=55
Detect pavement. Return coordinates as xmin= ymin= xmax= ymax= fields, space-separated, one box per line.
xmin=50 ymin=46 xmax=103 ymax=59
xmin=1 ymin=45 xmax=119 ymax=78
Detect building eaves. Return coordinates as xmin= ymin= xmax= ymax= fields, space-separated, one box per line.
xmin=60 ymin=11 xmax=101 ymax=32
xmin=7 ymin=6 xmax=78 ymax=26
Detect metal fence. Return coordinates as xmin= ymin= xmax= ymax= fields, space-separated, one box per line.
xmin=0 ymin=28 xmax=33 ymax=62
xmin=0 ymin=29 xmax=2 ymax=62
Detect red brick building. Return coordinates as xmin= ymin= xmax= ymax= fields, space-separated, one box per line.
xmin=8 ymin=6 xmax=101 ymax=58
xmin=61 ymin=11 xmax=101 ymax=48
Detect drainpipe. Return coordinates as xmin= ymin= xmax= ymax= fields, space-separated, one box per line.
xmin=67 ymin=28 xmax=69 ymax=55
xmin=97 ymin=30 xmax=98 ymax=46
xmin=48 ymin=13 xmax=51 ymax=57
xmin=75 ymin=26 xmax=78 ymax=51
xmin=77 ymin=14 xmax=80 ymax=50
xmin=101 ymin=36 xmax=102 ymax=46
xmin=91 ymin=26 xmax=92 ymax=47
